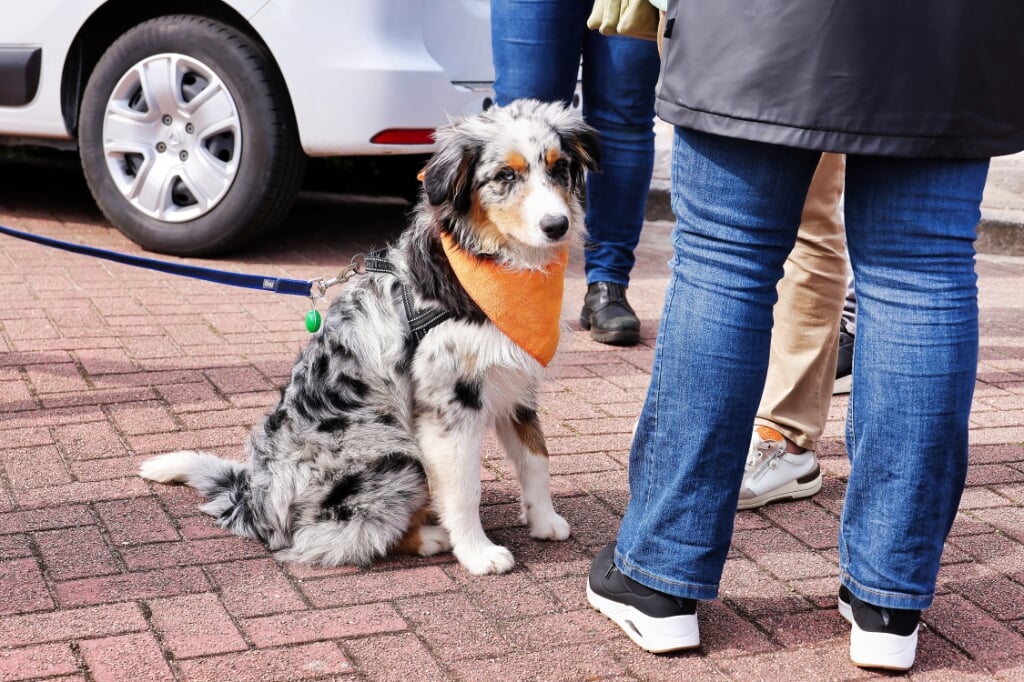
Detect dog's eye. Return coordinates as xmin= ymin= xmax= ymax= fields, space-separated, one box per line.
xmin=498 ymin=168 xmax=518 ymax=183
xmin=550 ymin=158 xmax=570 ymax=182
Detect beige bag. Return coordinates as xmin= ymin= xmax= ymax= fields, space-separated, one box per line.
xmin=587 ymin=0 xmax=661 ymax=41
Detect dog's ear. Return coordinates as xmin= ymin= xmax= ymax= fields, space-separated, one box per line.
xmin=559 ymin=119 xmax=601 ymax=190
xmin=422 ymin=127 xmax=480 ymax=214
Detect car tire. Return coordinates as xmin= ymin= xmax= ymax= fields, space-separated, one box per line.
xmin=78 ymin=15 xmax=305 ymax=256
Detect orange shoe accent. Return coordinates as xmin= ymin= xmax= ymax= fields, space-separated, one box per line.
xmin=440 ymin=233 xmax=567 ymax=366
xmin=755 ymin=425 xmax=785 ymax=443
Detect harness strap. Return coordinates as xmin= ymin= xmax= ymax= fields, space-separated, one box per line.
xmin=363 ymin=248 xmax=452 ymax=346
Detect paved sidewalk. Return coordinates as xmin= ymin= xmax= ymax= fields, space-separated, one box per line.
xmin=1 ymin=157 xmax=1023 ymax=681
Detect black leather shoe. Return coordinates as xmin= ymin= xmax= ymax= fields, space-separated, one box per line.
xmin=580 ymin=282 xmax=640 ymax=346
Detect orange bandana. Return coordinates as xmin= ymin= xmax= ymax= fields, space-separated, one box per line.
xmin=440 ymin=233 xmax=567 ymax=366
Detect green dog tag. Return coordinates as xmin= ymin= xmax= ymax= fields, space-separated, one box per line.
xmin=305 ymin=309 xmax=322 ymax=333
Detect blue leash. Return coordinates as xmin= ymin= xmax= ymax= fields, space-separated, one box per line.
xmin=0 ymin=222 xmax=314 ymax=296
xmin=0 ymin=223 xmax=370 ymax=332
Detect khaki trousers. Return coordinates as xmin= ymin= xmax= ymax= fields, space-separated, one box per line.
xmin=754 ymin=153 xmax=847 ymax=451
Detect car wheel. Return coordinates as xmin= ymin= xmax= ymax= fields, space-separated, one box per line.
xmin=79 ymin=15 xmax=305 ymax=256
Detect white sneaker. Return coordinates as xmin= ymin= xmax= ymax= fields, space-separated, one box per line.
xmin=738 ymin=426 xmax=822 ymax=510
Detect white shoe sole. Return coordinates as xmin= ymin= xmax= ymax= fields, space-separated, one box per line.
xmin=737 ymin=472 xmax=823 ymax=510
xmin=850 ymin=622 xmax=918 ymax=671
xmin=833 ymin=374 xmax=852 ymax=395
xmin=840 ymin=593 xmax=918 ymax=671
xmin=586 ymin=583 xmax=700 ymax=653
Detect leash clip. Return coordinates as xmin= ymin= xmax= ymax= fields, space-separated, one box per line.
xmin=305 ymin=253 xmax=366 ymax=334
xmin=313 ymin=253 xmax=366 ymax=300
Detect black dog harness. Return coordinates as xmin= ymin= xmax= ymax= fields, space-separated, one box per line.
xmin=363 ymin=248 xmax=452 ymax=348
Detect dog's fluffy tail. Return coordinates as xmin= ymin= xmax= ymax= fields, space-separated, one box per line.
xmin=139 ymin=451 xmax=266 ymax=543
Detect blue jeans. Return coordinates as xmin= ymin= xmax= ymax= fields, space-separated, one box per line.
xmin=616 ymin=127 xmax=987 ymax=611
xmin=491 ymin=0 xmax=661 ymax=286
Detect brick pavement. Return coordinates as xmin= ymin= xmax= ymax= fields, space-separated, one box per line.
xmin=0 ymin=156 xmax=1023 ymax=681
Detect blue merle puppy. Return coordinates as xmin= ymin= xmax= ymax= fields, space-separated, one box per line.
xmin=140 ymin=99 xmax=599 ymax=575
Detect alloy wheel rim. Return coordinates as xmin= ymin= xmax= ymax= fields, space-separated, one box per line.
xmin=101 ymin=53 xmax=242 ymax=223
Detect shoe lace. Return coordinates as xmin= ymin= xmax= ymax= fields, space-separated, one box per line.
xmin=745 ymin=440 xmax=782 ymax=471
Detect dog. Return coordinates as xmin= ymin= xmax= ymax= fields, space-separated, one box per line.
xmin=139 ymin=99 xmax=600 ymax=575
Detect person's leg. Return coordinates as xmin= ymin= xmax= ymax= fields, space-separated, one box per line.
xmin=490 ymin=0 xmax=588 ymax=106
xmin=755 ymin=152 xmax=847 ymax=450
xmin=740 ymin=153 xmax=847 ymax=509
xmin=841 ymin=155 xmax=985 ymax=605
xmin=839 ymin=154 xmax=987 ymax=669
xmin=833 ymin=266 xmax=857 ymax=394
xmin=577 ymin=31 xmax=661 ymax=345
xmin=613 ymin=128 xmax=819 ymax=598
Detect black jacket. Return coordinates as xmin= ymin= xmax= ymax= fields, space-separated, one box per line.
xmin=656 ymin=1 xmax=1024 ymax=158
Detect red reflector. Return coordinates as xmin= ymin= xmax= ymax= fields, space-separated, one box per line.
xmin=370 ymin=128 xmax=436 ymax=145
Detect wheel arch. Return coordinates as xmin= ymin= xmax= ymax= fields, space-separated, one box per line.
xmin=59 ymin=0 xmax=294 ymax=140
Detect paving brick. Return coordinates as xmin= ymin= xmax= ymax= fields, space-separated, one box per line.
xmin=34 ymin=526 xmax=119 ymax=581
xmin=0 ymin=603 xmax=148 ymax=648
xmin=0 ymin=642 xmax=79 ymax=681
xmin=127 ymin=427 xmax=248 ymax=456
xmin=205 ymin=559 xmax=307 ymax=618
xmin=95 ymin=497 xmax=179 ymax=545
xmin=24 ymin=363 xmax=90 ymax=395
xmin=939 ymin=562 xmax=1024 ymax=621
xmin=343 ymin=632 xmax=448 ymax=682
xmin=500 ymin=609 xmax=614 ymax=650
xmin=68 ymin=454 xmax=150 ymax=483
xmin=56 ymin=567 xmax=211 ymax=608
xmin=105 ymin=400 xmax=178 ymax=436
xmin=178 ymin=407 xmax=265 ymax=431
xmin=758 ymin=502 xmax=841 ymax=551
xmin=925 ymin=593 xmax=1024 ymax=661
xmin=242 ymin=603 xmax=406 ymax=647
xmin=301 ymin=566 xmax=455 ymax=608
xmin=447 ymin=643 xmax=627 ymax=682
xmin=148 ymin=593 xmax=248 ymax=659
xmin=2 ymin=444 xmax=73 ymax=490
xmin=0 ymin=425 xmax=51 ymax=450
xmin=120 ymin=536 xmax=269 ymax=571
xmin=39 ymin=387 xmax=158 ymax=411
xmin=175 ymin=515 xmax=235 ymax=541
xmin=733 ymin=527 xmax=838 ymax=581
xmin=719 ymin=558 xmax=815 ymax=620
xmin=204 ymin=366 xmax=274 ymax=395
xmin=154 ymin=382 xmax=228 ymax=414
xmin=0 ymin=533 xmax=32 ymax=559
xmin=78 ymin=632 xmax=173 ymax=681
xmin=972 ymin=506 xmax=1024 ymax=543
xmin=0 ymin=558 xmax=53 ymax=615
xmin=397 ymin=592 xmax=511 ymax=662
xmin=175 ymin=642 xmax=353 ymax=681
xmin=455 ymin=568 xmax=561 ymax=622
xmin=52 ymin=421 xmax=129 ymax=462
xmin=14 ymin=478 xmax=150 ymax=509
xmin=73 ymin=347 xmax=137 ymax=377
xmin=0 ymin=505 xmax=93 ymax=534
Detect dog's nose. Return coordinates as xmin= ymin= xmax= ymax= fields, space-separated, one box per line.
xmin=540 ymin=214 xmax=569 ymax=240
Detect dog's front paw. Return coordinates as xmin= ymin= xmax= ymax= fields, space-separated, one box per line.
xmin=529 ymin=511 xmax=571 ymax=541
xmin=417 ymin=525 xmax=453 ymax=557
xmin=455 ymin=543 xmax=515 ymax=575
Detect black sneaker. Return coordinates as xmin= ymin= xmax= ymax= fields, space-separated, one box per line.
xmin=586 ymin=543 xmax=699 ymax=652
xmin=838 ymin=585 xmax=920 ymax=671
xmin=833 ymin=327 xmax=854 ymax=395
xmin=579 ymin=282 xmax=641 ymax=346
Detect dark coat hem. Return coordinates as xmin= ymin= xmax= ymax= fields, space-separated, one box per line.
xmin=656 ymin=100 xmax=1024 ymax=160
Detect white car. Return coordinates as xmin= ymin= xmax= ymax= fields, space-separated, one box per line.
xmin=0 ymin=1 xmax=495 ymax=255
